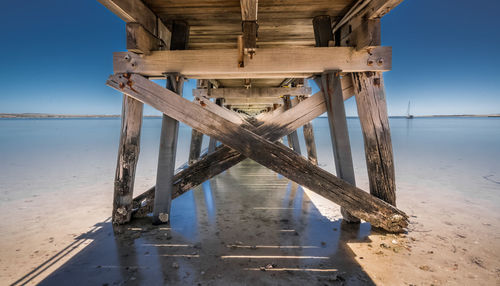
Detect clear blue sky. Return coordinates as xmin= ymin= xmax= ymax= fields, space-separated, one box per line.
xmin=0 ymin=0 xmax=498 ymax=116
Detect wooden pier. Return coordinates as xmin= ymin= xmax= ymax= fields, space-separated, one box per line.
xmin=100 ymin=0 xmax=408 ymax=232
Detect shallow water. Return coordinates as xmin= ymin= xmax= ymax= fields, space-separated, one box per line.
xmin=1 ymin=117 xmax=499 ymax=209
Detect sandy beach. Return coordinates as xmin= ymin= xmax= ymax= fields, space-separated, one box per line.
xmin=1 ymin=117 xmax=499 ymax=285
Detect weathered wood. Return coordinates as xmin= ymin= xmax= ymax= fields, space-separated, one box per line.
xmin=208 ymin=99 xmax=223 ymax=154
xmin=240 ymin=0 xmax=258 ymax=21
xmin=313 ymin=15 xmax=333 ymax=47
xmin=222 ymin=97 xmax=283 ymax=105
xmin=188 ymin=128 xmax=203 ymax=165
xmin=297 ymin=95 xmax=318 ymax=165
xmin=318 ymin=72 xmax=359 ymax=223
xmin=352 ymin=72 xmax=396 ymax=205
xmin=152 ymin=22 xmax=189 ymax=224
xmin=98 ymin=0 xmax=170 ymax=43
xmin=133 ymin=89 xmax=327 ymax=217
xmin=113 ymin=46 xmax=392 ymax=78
xmin=153 ymin=75 xmax=184 ymax=224
xmin=170 ymin=21 xmax=190 ymax=50
xmin=126 ymin=23 xmax=166 ymax=54
xmin=242 ymin=21 xmax=258 ymax=55
xmin=112 ymin=95 xmax=143 ymax=224
xmin=283 ymin=96 xmax=302 ymax=154
xmin=339 ymin=18 xmax=381 ymax=49
xmin=134 ymin=89 xmax=336 ymax=217
xmin=194 ymin=87 xmax=311 ymax=99
xmin=107 ymin=74 xmax=408 ymax=232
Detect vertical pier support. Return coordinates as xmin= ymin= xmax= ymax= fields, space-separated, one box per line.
xmin=152 ymin=21 xmax=189 ymax=224
xmin=189 ymin=80 xmax=205 ymax=164
xmin=299 ymin=95 xmax=318 ymax=165
xmin=207 ymin=98 xmax=223 ymax=153
xmin=189 ymin=128 xmax=204 ymax=165
xmin=313 ymin=15 xmax=358 ymax=223
xmin=283 ymin=95 xmax=302 ymax=154
xmin=112 ymin=95 xmax=143 ymax=224
xmin=352 ymin=72 xmax=396 ymax=205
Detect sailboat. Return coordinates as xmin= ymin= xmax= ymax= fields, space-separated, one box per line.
xmin=406 ymin=100 xmax=414 ymax=119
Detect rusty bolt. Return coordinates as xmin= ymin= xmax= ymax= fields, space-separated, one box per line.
xmin=377 ymin=58 xmax=384 ymax=66
xmin=367 ymin=59 xmax=374 ymax=66
xmin=119 ymin=82 xmax=125 ymax=89
xmin=123 ymin=73 xmax=131 ymax=79
xmin=200 ymin=101 xmax=207 ymax=107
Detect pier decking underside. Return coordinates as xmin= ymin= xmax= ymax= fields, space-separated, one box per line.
xmin=39 ymin=160 xmax=374 ymax=285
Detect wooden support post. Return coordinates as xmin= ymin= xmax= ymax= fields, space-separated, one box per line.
xmin=298 ymin=95 xmax=318 ymax=165
xmin=318 ymin=72 xmax=359 ymax=223
xmin=189 ymin=80 xmax=205 ymax=164
xmin=352 ymin=72 xmax=396 ymax=205
xmin=188 ymin=128 xmax=204 ymax=165
xmin=314 ymin=15 xmax=359 ymax=223
xmin=152 ymin=22 xmax=189 ymax=224
xmin=240 ymin=0 xmax=258 ymax=56
xmin=152 ymin=75 xmax=184 ymax=224
xmin=108 ymin=74 xmax=408 ymax=232
xmin=283 ymin=95 xmax=302 ymax=154
xmin=112 ymin=95 xmax=143 ymax=224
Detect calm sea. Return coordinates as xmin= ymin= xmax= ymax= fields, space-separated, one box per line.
xmin=1 ymin=117 xmax=499 ymax=209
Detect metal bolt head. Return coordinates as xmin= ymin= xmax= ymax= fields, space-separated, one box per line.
xmin=367 ymin=59 xmax=374 ymax=66
xmin=124 ymin=54 xmax=131 ymax=61
xmin=377 ymin=58 xmax=384 ymax=66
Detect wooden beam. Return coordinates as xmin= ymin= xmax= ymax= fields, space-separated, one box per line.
xmin=134 ymin=87 xmax=355 ymax=218
xmin=107 ymin=74 xmax=408 ymax=232
xmin=97 ymin=0 xmax=170 ymax=44
xmin=318 ymin=72 xmax=360 ymax=223
xmin=126 ymin=23 xmax=166 ymax=54
xmin=152 ymin=23 xmax=189 ymax=225
xmin=114 ymin=46 xmax=392 ymax=79
xmin=112 ymin=95 xmax=143 ymax=224
xmin=170 ymin=21 xmax=190 ymax=50
xmin=222 ymin=97 xmax=283 ymax=105
xmin=194 ymin=87 xmax=311 ymax=99
xmin=352 ymin=72 xmax=396 ymax=205
xmin=314 ymin=15 xmax=359 ymax=223
xmin=188 ymin=129 xmax=203 ymax=165
xmin=152 ymin=75 xmax=184 ymax=224
xmin=283 ymin=96 xmax=302 ymax=154
xmin=240 ymin=0 xmax=258 ymax=21
xmin=298 ymin=95 xmax=318 ymax=165
xmin=313 ymin=15 xmax=333 ymax=47
xmin=133 ymin=90 xmax=327 ymax=218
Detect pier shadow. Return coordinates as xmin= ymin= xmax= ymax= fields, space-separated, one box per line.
xmin=18 ymin=159 xmax=376 ymax=285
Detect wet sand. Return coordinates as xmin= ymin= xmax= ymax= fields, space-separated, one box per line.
xmin=2 ymin=159 xmax=499 ymax=285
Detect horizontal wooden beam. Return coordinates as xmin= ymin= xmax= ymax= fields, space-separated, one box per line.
xmin=113 ymin=46 xmax=392 ymax=79
xmin=107 ymin=73 xmax=408 ymax=232
xmin=223 ymin=98 xmax=283 ymax=105
xmin=98 ymin=0 xmax=170 ymax=44
xmin=193 ymin=87 xmax=311 ymax=99
xmin=126 ymin=23 xmax=166 ymax=54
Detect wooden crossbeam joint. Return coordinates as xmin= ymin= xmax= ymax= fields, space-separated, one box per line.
xmin=107 ymin=73 xmax=408 ymax=232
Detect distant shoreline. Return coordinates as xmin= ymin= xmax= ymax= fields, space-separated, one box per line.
xmin=0 ymin=113 xmax=499 ymax=119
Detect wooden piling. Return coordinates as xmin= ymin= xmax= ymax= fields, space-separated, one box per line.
xmin=112 ymin=95 xmax=143 ymax=224
xmin=188 ymin=129 xmax=203 ymax=165
xmin=352 ymin=72 xmax=396 ymax=205
xmin=313 ymin=15 xmax=359 ymax=222
xmin=283 ymin=95 xmax=302 ymax=154
xmin=152 ymin=22 xmax=189 ymax=224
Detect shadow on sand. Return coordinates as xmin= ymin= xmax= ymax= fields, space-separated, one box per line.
xmin=14 ymin=160 xmax=376 ymax=286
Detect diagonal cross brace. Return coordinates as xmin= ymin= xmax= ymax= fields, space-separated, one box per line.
xmin=107 ymin=73 xmax=408 ymax=232
xmin=132 ymin=88 xmax=328 ymax=216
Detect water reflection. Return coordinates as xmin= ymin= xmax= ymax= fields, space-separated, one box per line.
xmin=34 ymin=159 xmax=374 ymax=285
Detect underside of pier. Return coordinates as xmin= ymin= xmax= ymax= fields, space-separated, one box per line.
xmin=99 ymin=0 xmax=407 ymax=238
